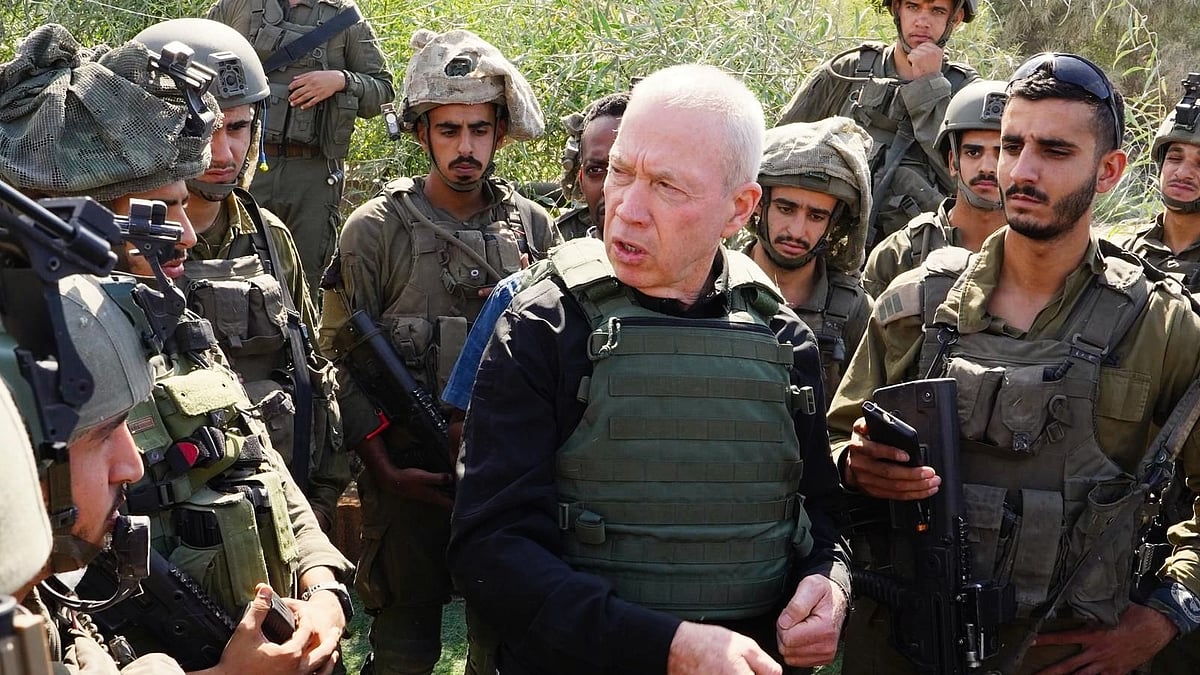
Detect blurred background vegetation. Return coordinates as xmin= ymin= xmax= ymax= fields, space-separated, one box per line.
xmin=1 ymin=1 xmax=1195 ymax=671
xmin=2 ymin=0 xmax=1194 ymax=226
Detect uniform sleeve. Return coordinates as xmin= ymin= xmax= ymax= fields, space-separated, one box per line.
xmin=317 ymin=196 xmax=396 ymax=448
xmin=264 ymin=441 xmax=354 ymax=581
xmin=772 ymin=310 xmax=852 ymax=597
xmin=205 ymin=0 xmax=251 ymax=33
xmin=862 ymin=228 xmax=912 ymax=300
xmin=342 ymin=10 xmax=394 ymax=118
xmin=776 ymin=60 xmax=852 ymax=126
xmin=448 ymin=283 xmax=679 ymax=674
xmin=896 ymin=64 xmax=980 ymax=189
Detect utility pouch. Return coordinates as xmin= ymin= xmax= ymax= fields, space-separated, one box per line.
xmin=445 ymin=230 xmax=489 ymax=291
xmin=1065 ymin=478 xmax=1139 ymax=624
xmin=321 ymin=91 xmax=359 ymax=159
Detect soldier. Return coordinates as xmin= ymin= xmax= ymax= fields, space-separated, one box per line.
xmin=828 ymin=52 xmax=1200 ymax=673
xmin=0 ymin=24 xmax=353 ymax=673
xmin=740 ymin=117 xmax=873 ymax=405
xmin=778 ymin=0 xmax=979 ymax=245
xmin=134 ymin=18 xmax=349 ymax=532
xmin=449 ymin=63 xmax=850 ymax=675
xmin=318 ymin=28 xmax=559 ymax=675
xmin=206 ymin=0 xmax=395 ymax=296
xmin=1109 ymin=74 xmax=1200 ymax=290
xmin=862 ymin=79 xmax=1008 ymax=297
xmin=555 ymin=92 xmax=629 ymax=241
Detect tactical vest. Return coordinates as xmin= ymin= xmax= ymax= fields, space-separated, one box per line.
xmin=887 ymin=245 xmax=1157 ymax=626
xmin=1122 ymin=226 xmax=1200 ymax=292
xmin=842 ymin=43 xmax=970 ymax=236
xmin=180 ymin=197 xmax=341 ymax=484
xmin=794 ymin=268 xmax=865 ymax=408
xmin=246 ymin=0 xmax=358 ymax=157
xmin=903 ymin=210 xmax=953 ymax=271
xmin=376 ymin=177 xmax=528 ymax=396
xmin=550 ymin=239 xmax=816 ymax=620
xmin=102 ymin=277 xmax=299 ymax=618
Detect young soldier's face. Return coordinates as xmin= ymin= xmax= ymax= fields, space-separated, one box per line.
xmin=953 ymin=129 xmax=1002 ymax=204
xmin=419 ymin=103 xmax=505 ymax=190
xmin=1160 ymin=142 xmax=1200 ymax=205
xmin=112 ymin=181 xmax=197 ymax=280
xmin=198 ymin=104 xmax=254 ymax=194
xmin=999 ymin=96 xmax=1124 ymax=241
xmin=64 ymin=415 xmax=143 ymax=556
xmin=894 ymin=0 xmax=962 ymax=48
xmin=579 ymin=114 xmax=621 ymax=225
xmin=758 ymin=186 xmax=838 ymax=268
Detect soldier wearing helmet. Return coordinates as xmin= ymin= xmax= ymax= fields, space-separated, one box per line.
xmin=206 ymin=0 xmax=394 ymax=297
xmin=1109 ymin=74 xmax=1200 ymax=291
xmin=863 ymin=79 xmax=1007 ymax=297
xmin=778 ymin=0 xmax=980 ymax=246
xmin=555 ymin=92 xmax=630 ymax=241
xmin=318 ymin=28 xmax=560 ymax=675
xmin=135 ymin=18 xmax=349 ymax=535
xmin=0 ymin=23 xmax=353 ymax=673
xmin=739 ymin=117 xmax=874 ymax=403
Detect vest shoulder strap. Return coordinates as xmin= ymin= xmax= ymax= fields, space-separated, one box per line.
xmin=944 ymin=62 xmax=974 ymax=92
xmin=854 ymin=42 xmax=887 ymax=77
xmin=821 ymin=269 xmax=865 ymax=335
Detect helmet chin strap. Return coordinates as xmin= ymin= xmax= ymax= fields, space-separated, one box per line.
xmin=1163 ymin=191 xmax=1200 ymax=214
xmin=754 ymin=188 xmax=827 ymax=270
xmin=893 ymin=0 xmax=963 ymax=52
xmin=187 ymin=178 xmax=236 ymax=202
xmin=951 ymin=137 xmax=1002 ymax=211
xmin=189 ymin=103 xmax=264 ymax=203
xmin=423 ymin=113 xmax=499 ymax=194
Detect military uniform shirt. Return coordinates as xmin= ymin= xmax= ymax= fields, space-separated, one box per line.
xmin=862 ymin=197 xmax=962 ymax=298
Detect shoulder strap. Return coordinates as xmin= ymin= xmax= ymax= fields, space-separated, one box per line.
xmin=855 ymin=42 xmax=884 ymax=77
xmin=915 ymin=246 xmax=973 ymax=378
xmin=232 ymin=188 xmax=312 ymax=491
xmin=944 ymin=62 xmax=972 ymax=92
xmin=260 ymin=3 xmax=363 ymax=73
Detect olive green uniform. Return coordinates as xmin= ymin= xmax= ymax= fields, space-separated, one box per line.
xmin=828 ymin=231 xmax=1200 ymax=673
xmin=319 ymin=176 xmax=559 ymax=675
xmin=554 ymin=205 xmax=594 ymax=241
xmin=861 ymin=197 xmax=961 ymax=298
xmin=186 ymin=194 xmax=351 ymax=526
xmin=778 ymin=43 xmax=977 ymax=242
xmin=207 ymin=0 xmax=395 ymax=295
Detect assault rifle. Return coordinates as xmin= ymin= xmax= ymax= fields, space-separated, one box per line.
xmin=77 ymin=547 xmax=236 ymax=671
xmin=854 ymin=378 xmax=1014 ymax=674
xmin=0 ymin=596 xmax=52 ymax=675
xmin=333 ymin=310 xmax=454 ymax=475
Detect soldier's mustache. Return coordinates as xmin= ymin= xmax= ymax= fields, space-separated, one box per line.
xmin=1005 ymin=184 xmax=1049 ymax=203
xmin=450 ymin=156 xmax=483 ymax=170
xmin=774 ymin=235 xmax=811 ymax=251
xmin=969 ymin=173 xmax=997 ymax=186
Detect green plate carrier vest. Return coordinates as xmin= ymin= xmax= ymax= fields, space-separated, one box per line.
xmin=551 ymin=239 xmax=816 ymax=620
xmin=103 ymin=277 xmax=299 ymax=618
xmin=900 ymin=244 xmax=1158 ymax=627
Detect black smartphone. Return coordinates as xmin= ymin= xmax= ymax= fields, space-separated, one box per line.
xmin=862 ymin=400 xmax=922 ymax=467
xmin=261 ymin=591 xmax=297 ymax=644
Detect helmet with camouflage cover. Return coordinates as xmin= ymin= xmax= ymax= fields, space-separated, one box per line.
xmin=400 ymin=28 xmax=544 ymax=141
xmin=1152 ymin=73 xmax=1200 ymax=213
xmin=936 ymin=79 xmax=1006 ymax=211
xmin=870 ymin=0 xmax=975 ymax=50
xmin=135 ymin=18 xmax=269 ymax=201
xmin=755 ymin=117 xmax=873 ymax=274
xmin=0 ymin=24 xmax=218 ymax=202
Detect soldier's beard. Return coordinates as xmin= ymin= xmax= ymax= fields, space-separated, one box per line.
xmin=1005 ymin=173 xmax=1096 ymax=242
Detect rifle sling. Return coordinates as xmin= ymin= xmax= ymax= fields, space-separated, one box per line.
xmin=260 ymin=5 xmax=363 ymax=73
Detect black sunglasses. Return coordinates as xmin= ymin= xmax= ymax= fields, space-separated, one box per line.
xmin=1008 ymin=52 xmax=1124 ymax=149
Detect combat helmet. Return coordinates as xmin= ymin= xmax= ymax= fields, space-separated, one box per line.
xmin=871 ymin=0 xmax=975 ymax=50
xmin=136 ymin=18 xmax=270 ymax=201
xmin=936 ymin=79 xmax=1006 ymax=211
xmin=755 ymin=117 xmax=873 ymax=275
xmin=1152 ymin=73 xmax=1200 ymax=213
xmin=0 ymin=380 xmax=51 ymax=596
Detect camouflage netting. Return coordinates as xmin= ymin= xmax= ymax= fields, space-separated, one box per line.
xmin=401 ymin=28 xmax=544 ymax=141
xmin=0 ymin=24 xmax=217 ymax=201
xmin=758 ymin=117 xmax=873 ymax=275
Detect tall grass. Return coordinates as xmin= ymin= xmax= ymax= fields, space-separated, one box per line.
xmin=0 ymin=0 xmax=1180 ymax=223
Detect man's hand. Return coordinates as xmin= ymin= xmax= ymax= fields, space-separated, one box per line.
xmin=776 ymin=575 xmax=848 ymax=667
xmin=288 ymin=71 xmax=346 ymax=110
xmin=194 ymin=584 xmax=314 ymax=675
xmin=906 ymin=42 xmax=945 ymax=79
xmin=667 ymin=622 xmax=782 ymax=675
xmin=285 ymin=589 xmax=346 ymax=675
xmin=844 ymin=416 xmax=941 ymax=500
xmin=1032 ymin=603 xmax=1177 ymax=675
xmin=386 ymin=466 xmax=454 ymax=509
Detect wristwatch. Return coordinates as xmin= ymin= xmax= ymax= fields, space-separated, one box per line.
xmin=301 ymin=581 xmax=354 ymax=622
xmin=341 ymin=70 xmax=354 ymax=93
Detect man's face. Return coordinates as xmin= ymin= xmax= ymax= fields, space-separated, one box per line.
xmin=195 ymin=104 xmax=254 ymax=207
xmin=894 ymin=0 xmax=961 ymax=48
xmin=603 ymin=105 xmax=759 ymax=301
xmin=1160 ymin=141 xmax=1200 ymax=205
xmin=759 ymin=185 xmax=838 ymax=268
xmin=419 ymin=103 xmax=505 ymax=190
xmin=579 ymin=114 xmax=621 ymax=225
xmin=111 ymin=181 xmax=196 ymax=279
xmin=999 ymin=97 xmax=1124 ymax=241
xmin=953 ymin=128 xmax=1002 ymax=204
xmin=64 ymin=415 xmax=143 ymax=556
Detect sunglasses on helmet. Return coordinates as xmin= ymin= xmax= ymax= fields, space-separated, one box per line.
xmin=1008 ymin=52 xmax=1123 ymax=149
